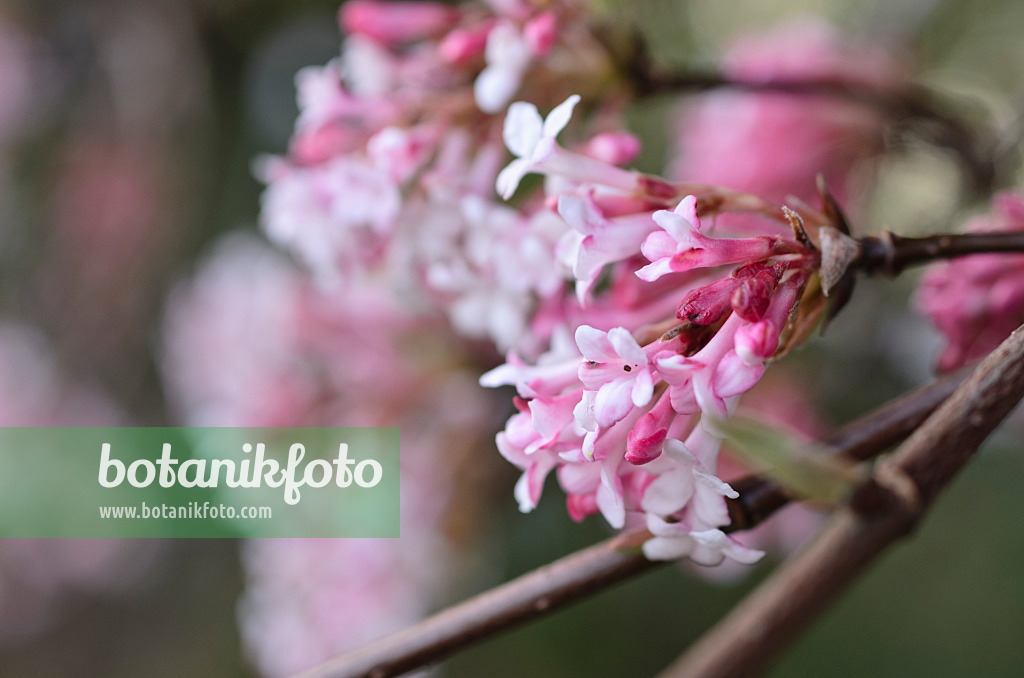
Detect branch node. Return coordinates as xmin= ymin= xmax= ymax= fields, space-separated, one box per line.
xmin=872 ymin=459 xmax=925 ymax=516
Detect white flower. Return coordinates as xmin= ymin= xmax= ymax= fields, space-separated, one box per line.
xmin=474 ymin=21 xmax=532 ymax=114
xmin=495 ymin=94 xmax=580 ymax=200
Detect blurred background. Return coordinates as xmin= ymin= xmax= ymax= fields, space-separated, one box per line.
xmin=0 ymin=0 xmax=1023 ymax=676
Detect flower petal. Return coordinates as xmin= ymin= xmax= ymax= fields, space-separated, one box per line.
xmin=503 ymin=101 xmax=543 ymax=157
xmin=496 ymin=158 xmax=531 ymax=199
xmin=542 ymin=94 xmax=580 ymax=139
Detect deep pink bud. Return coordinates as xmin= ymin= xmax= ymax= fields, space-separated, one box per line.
xmin=524 ymin=11 xmax=558 ymax=56
xmin=678 ymin=277 xmax=742 ymax=325
xmin=581 ymin=132 xmax=642 ymax=167
xmin=626 ymin=417 xmax=667 ymax=465
xmin=340 ymin=1 xmax=460 ymax=45
xmin=438 ymin=23 xmax=493 ymax=64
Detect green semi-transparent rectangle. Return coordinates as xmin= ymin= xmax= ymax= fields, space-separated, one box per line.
xmin=0 ymin=427 xmax=399 ymax=537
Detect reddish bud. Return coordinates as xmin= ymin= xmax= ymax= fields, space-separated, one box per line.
xmin=731 ymin=269 xmax=779 ymax=322
xmin=626 ymin=419 xmax=667 ymax=465
xmin=677 ymin=277 xmax=741 ymax=325
xmin=524 ymin=11 xmax=558 ymax=56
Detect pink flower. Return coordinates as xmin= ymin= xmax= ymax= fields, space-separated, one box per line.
xmin=637 ymin=196 xmax=790 ymax=281
xmin=556 ymin=192 xmax=658 ymax=304
xmin=523 ymin=12 xmax=558 ymax=57
xmin=644 ymin=520 xmax=765 ymax=565
xmin=575 ymin=325 xmax=655 ymax=429
xmin=479 ymin=327 xmax=583 ymax=398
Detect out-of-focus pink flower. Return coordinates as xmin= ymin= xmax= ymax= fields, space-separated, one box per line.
xmin=668 ymin=19 xmax=902 ymax=231
xmin=340 ymin=0 xmax=461 ymax=46
xmin=496 ymin=94 xmax=639 ymax=199
xmin=239 ymin=537 xmax=442 ymax=678
xmin=916 ymin=193 xmax=1024 ymax=371
xmin=581 ymin=131 xmax=641 ymax=167
xmin=523 ymin=11 xmax=558 ymax=57
xmin=162 ymin=234 xmax=498 ymax=677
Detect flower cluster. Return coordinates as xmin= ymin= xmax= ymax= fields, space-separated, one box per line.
xmin=258 ymin=0 xmax=620 ymax=353
xmin=254 ymin=0 xmax=907 ymax=566
xmin=481 ymin=91 xmax=831 ymax=562
xmin=916 ymin=192 xmax=1024 ymax=372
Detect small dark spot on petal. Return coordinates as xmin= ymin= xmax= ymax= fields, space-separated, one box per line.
xmin=623 ymin=365 xmax=632 ymax=372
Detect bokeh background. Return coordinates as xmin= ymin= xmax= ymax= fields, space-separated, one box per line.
xmin=0 ymin=0 xmax=1023 ymax=676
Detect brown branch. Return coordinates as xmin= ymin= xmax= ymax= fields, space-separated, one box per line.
xmin=724 ymin=362 xmax=973 ymax=531
xmin=658 ymin=324 xmax=1024 ymax=678
xmin=287 ymin=366 xmax=977 ymax=678
xmin=856 ymin=231 xmax=1024 ymax=276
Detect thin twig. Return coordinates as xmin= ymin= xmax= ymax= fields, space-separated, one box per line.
xmin=857 ymin=231 xmax=1024 ymax=276
xmin=658 ymin=324 xmax=1024 ymax=678
xmin=287 ymin=367 xmax=973 ymax=678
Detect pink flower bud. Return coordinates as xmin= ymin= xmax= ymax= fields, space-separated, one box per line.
xmin=340 ymin=1 xmax=460 ymax=45
xmin=581 ymin=131 xmax=642 ymax=166
xmin=626 ymin=397 xmax=674 ymax=465
xmin=524 ymin=12 xmax=558 ymax=57
xmin=438 ymin=23 xmax=493 ymax=64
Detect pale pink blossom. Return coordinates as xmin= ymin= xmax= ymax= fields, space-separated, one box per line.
xmin=581 ymin=131 xmax=642 ymax=167
xmin=637 ymin=195 xmax=792 ymax=282
xmin=575 ymin=325 xmax=656 ymax=428
xmin=239 ymin=537 xmax=444 ymax=678
xmin=557 ymin=192 xmax=659 ymax=304
xmin=438 ymin=22 xmax=493 ymax=64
